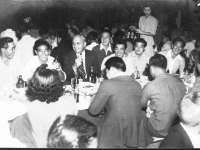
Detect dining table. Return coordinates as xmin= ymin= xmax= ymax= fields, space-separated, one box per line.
xmin=0 ymin=73 xmax=196 ymax=148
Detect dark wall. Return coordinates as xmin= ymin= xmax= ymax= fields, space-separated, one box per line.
xmin=0 ymin=0 xmax=198 ymax=33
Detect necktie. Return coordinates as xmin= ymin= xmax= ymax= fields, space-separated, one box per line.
xmin=77 ymin=57 xmax=86 ymax=79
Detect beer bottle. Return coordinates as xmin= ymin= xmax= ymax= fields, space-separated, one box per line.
xmin=89 ymin=66 xmax=94 ymax=83
xmin=16 ymin=75 xmax=25 ymax=88
xmin=74 ymin=75 xmax=79 ymax=103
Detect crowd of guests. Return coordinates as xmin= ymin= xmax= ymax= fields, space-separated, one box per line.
xmin=0 ymin=4 xmax=200 ymax=149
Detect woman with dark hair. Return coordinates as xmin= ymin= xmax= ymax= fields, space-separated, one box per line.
xmin=21 ymin=39 xmax=66 ymax=82
xmin=25 ymin=64 xmax=78 ymax=148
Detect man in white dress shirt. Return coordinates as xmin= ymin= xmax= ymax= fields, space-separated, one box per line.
xmin=159 ymin=37 xmax=185 ymax=74
xmin=0 ymin=37 xmax=23 ymax=91
xmin=15 ymin=23 xmax=37 ymax=65
xmin=101 ymin=39 xmax=134 ymax=76
xmin=21 ymin=39 xmax=66 ymax=82
xmin=128 ymin=38 xmax=150 ymax=75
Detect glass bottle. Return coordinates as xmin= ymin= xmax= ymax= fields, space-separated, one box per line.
xmin=135 ymin=67 xmax=140 ymax=79
xmin=16 ymin=75 xmax=25 ymax=88
xmin=71 ymin=71 xmax=76 ymax=89
xmin=74 ymin=74 xmax=79 ymax=103
xmin=89 ymin=66 xmax=94 ymax=83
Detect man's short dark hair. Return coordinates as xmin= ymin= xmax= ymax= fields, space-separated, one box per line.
xmin=87 ymin=31 xmax=98 ymax=42
xmin=101 ymin=29 xmax=112 ymax=38
xmin=70 ymin=28 xmax=79 ymax=35
xmin=0 ymin=37 xmax=14 ymax=53
xmin=113 ymin=39 xmax=127 ymax=50
xmin=149 ymin=54 xmax=167 ymax=70
xmin=33 ymin=39 xmax=51 ymax=51
xmin=18 ymin=23 xmax=29 ymax=34
xmin=105 ymin=57 xmax=126 ymax=72
xmin=47 ymin=115 xmax=97 ymax=148
xmin=86 ymin=19 xmax=94 ymax=29
xmin=39 ymin=26 xmax=49 ymax=36
xmin=133 ymin=38 xmax=147 ymax=47
xmin=113 ymin=30 xmax=125 ymax=43
xmin=172 ymin=37 xmax=186 ymax=48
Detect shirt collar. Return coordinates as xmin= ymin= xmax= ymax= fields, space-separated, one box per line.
xmin=167 ymin=49 xmax=182 ymax=60
xmin=76 ymin=49 xmax=85 ymax=57
xmin=100 ymin=43 xmax=112 ymax=52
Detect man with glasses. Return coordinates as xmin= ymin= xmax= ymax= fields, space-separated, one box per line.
xmin=0 ymin=37 xmax=24 ymax=90
xmin=21 ymin=39 xmax=66 ymax=82
xmin=159 ymin=37 xmax=185 ymax=74
xmin=62 ymin=34 xmax=99 ymax=83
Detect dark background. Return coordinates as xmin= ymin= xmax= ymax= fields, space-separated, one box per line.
xmin=0 ymin=0 xmax=199 ymax=34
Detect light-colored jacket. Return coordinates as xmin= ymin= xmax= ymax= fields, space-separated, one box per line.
xmin=159 ymin=49 xmax=185 ymax=74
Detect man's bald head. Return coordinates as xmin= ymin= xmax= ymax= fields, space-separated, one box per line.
xmin=72 ymin=34 xmax=86 ymax=53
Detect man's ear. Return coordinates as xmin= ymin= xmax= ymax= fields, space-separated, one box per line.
xmin=84 ymin=41 xmax=87 ymax=48
xmin=1 ymin=48 xmax=6 ymax=53
xmin=171 ymin=44 xmax=174 ymax=49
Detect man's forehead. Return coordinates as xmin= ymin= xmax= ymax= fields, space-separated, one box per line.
xmin=73 ymin=36 xmax=84 ymax=43
xmin=115 ymin=44 xmax=125 ymax=49
xmin=101 ymin=32 xmax=110 ymax=37
xmin=7 ymin=42 xmax=15 ymax=47
xmin=174 ymin=41 xmax=183 ymax=46
xmin=135 ymin=42 xmax=144 ymax=46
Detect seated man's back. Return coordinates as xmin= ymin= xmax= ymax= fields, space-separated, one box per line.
xmin=142 ymin=74 xmax=186 ymax=137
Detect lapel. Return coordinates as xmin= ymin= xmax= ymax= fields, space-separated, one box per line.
xmin=85 ymin=50 xmax=91 ymax=74
xmin=69 ymin=50 xmax=77 ymax=66
xmin=176 ymin=123 xmax=194 ymax=148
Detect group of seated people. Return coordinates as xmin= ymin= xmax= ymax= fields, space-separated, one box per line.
xmin=0 ymin=19 xmax=200 ymax=149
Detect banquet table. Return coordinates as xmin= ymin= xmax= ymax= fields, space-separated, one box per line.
xmin=0 ymin=74 xmax=196 ymax=148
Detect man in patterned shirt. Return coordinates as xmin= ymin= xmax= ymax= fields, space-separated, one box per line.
xmin=0 ymin=37 xmax=23 ymax=92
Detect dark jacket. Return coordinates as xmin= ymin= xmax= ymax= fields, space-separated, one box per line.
xmin=92 ymin=44 xmax=114 ymax=67
xmin=159 ymin=123 xmax=193 ymax=149
xmin=62 ymin=49 xmax=100 ymax=82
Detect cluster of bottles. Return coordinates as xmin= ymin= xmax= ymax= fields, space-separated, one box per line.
xmin=126 ymin=28 xmax=140 ymax=41
xmin=71 ymin=66 xmax=102 ymax=103
xmin=132 ymin=66 xmax=140 ymax=79
xmin=89 ymin=66 xmax=98 ymax=84
xmin=16 ymin=75 xmax=25 ymax=88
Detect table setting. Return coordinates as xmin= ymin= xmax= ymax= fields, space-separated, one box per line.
xmin=179 ymin=72 xmax=196 ymax=93
xmin=64 ymin=80 xmax=101 ymax=110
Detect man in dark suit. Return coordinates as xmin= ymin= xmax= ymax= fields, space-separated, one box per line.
xmin=92 ymin=30 xmax=114 ymax=67
xmin=89 ymin=57 xmax=148 ymax=148
xmin=62 ymin=35 xmax=100 ymax=83
xmin=160 ymin=91 xmax=200 ymax=148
